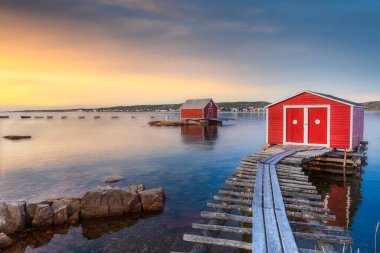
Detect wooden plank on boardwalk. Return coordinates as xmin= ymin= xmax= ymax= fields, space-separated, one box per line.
xmin=270 ymin=164 xmax=299 ymax=253
xmin=218 ymin=190 xmax=253 ymax=198
xmin=207 ymin=203 xmax=252 ymax=213
xmin=183 ymin=234 xmax=252 ymax=250
xmin=263 ymin=163 xmax=282 ymax=252
xmin=264 ymin=208 xmax=282 ymax=252
xmin=201 ymin=211 xmax=252 ymax=223
xmin=192 ymin=223 xmax=252 ymax=235
xmin=263 ymin=164 xmax=274 ymax=209
xmin=289 ymin=221 xmax=345 ymax=233
xmin=293 ymin=232 xmax=352 ymax=244
xmin=275 ymin=210 xmax=299 ymax=253
xmin=252 ymin=163 xmax=266 ymax=253
xmin=253 ymin=163 xmax=264 ymax=208
xmin=213 ymin=195 xmax=252 ymax=205
xmin=269 ymin=164 xmax=285 ymax=210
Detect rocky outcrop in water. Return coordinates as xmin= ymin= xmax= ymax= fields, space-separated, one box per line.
xmin=0 ymin=185 xmax=165 ymax=249
xmin=0 ymin=201 xmax=26 ymax=234
xmin=139 ymin=187 xmax=165 ymax=212
xmin=80 ymin=187 xmax=139 ymax=218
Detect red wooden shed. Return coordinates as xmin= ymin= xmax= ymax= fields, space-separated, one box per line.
xmin=180 ymin=98 xmax=218 ymax=120
xmin=266 ymin=91 xmax=364 ymax=150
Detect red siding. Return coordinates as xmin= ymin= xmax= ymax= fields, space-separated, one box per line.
xmin=203 ymin=101 xmax=218 ymax=118
xmin=352 ymin=106 xmax=364 ymax=149
xmin=268 ymin=92 xmax=352 ymax=149
xmin=181 ymin=109 xmax=204 ymax=119
xmin=181 ymin=100 xmax=218 ymax=119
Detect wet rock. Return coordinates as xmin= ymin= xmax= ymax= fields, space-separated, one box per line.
xmin=80 ymin=187 xmax=139 ymax=219
xmin=26 ymin=201 xmax=48 ymax=226
xmin=0 ymin=232 xmax=13 ymax=248
xmin=50 ymin=198 xmax=81 ymax=225
xmin=52 ymin=204 xmax=68 ymax=226
xmin=139 ymin=187 xmax=165 ymax=212
xmin=128 ymin=184 xmax=145 ymax=192
xmin=0 ymin=201 xmax=26 ymax=234
xmin=32 ymin=204 xmax=53 ymax=227
xmin=103 ymin=176 xmax=124 ymax=184
xmin=67 ymin=211 xmax=80 ymax=224
xmin=130 ymin=201 xmax=142 ymax=213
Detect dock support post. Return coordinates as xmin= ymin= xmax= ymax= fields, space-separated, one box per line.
xmin=343 ymin=149 xmax=347 ymax=181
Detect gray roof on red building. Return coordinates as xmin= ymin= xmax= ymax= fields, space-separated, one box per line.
xmin=180 ymin=98 xmax=214 ymax=109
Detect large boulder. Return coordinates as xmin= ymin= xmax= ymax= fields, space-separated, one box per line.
xmin=0 ymin=201 xmax=26 ymax=234
xmin=80 ymin=187 xmax=139 ymax=219
xmin=50 ymin=198 xmax=81 ymax=225
xmin=139 ymin=187 xmax=165 ymax=212
xmin=0 ymin=232 xmax=13 ymax=248
xmin=32 ymin=204 xmax=53 ymax=227
xmin=26 ymin=201 xmax=49 ymax=226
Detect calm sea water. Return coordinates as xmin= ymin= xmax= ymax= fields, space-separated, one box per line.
xmin=0 ymin=112 xmax=379 ymax=252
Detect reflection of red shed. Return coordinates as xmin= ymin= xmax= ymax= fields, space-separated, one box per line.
xmin=325 ymin=185 xmax=350 ymax=228
xmin=180 ymin=98 xmax=218 ymax=120
xmin=266 ymin=91 xmax=364 ymax=150
xmin=181 ymin=126 xmax=218 ymax=142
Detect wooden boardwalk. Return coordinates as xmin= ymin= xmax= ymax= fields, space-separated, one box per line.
xmin=181 ymin=145 xmax=352 ymax=253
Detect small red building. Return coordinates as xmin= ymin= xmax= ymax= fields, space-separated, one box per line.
xmin=266 ymin=91 xmax=364 ymax=150
xmin=180 ymin=98 xmax=218 ymax=120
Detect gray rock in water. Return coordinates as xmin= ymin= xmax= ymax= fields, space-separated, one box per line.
xmin=32 ymin=204 xmax=53 ymax=227
xmin=139 ymin=187 xmax=165 ymax=212
xmin=0 ymin=201 xmax=26 ymax=234
xmin=103 ymin=176 xmax=124 ymax=184
xmin=80 ymin=186 xmax=139 ymax=219
xmin=0 ymin=232 xmax=13 ymax=248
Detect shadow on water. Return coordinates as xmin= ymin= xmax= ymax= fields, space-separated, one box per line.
xmin=3 ymin=213 xmax=162 ymax=253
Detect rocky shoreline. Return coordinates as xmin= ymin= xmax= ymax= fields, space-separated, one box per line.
xmin=0 ymin=185 xmax=165 ymax=249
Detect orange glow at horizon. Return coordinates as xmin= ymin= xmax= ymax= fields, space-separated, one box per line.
xmin=0 ymin=10 xmax=267 ymax=110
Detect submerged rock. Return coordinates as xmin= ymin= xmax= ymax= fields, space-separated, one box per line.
xmin=0 ymin=233 xmax=13 ymax=248
xmin=139 ymin=187 xmax=165 ymax=212
xmin=3 ymin=135 xmax=31 ymax=140
xmin=80 ymin=187 xmax=139 ymax=219
xmin=0 ymin=201 xmax=26 ymax=234
xmin=103 ymin=176 xmax=124 ymax=184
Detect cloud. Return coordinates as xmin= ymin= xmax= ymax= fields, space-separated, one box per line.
xmin=96 ymin=0 xmax=195 ymax=19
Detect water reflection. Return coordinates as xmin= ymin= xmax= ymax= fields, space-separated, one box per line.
xmin=181 ymin=126 xmax=218 ymax=149
xmin=308 ymin=173 xmax=363 ymax=229
xmin=3 ymin=213 xmax=161 ymax=253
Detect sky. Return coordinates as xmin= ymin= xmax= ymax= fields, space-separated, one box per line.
xmin=1 ymin=0 xmax=380 ymax=110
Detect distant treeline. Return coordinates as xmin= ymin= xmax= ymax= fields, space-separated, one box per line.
xmin=96 ymin=101 xmax=270 ymax=112
xmin=363 ymin=101 xmax=380 ymax=111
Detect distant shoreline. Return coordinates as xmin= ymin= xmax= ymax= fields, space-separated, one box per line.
xmin=1 ymin=100 xmax=380 ymax=113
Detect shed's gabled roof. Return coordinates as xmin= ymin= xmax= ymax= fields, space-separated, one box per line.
xmin=266 ymin=91 xmax=363 ymax=108
xmin=180 ymin=98 xmax=215 ymax=109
